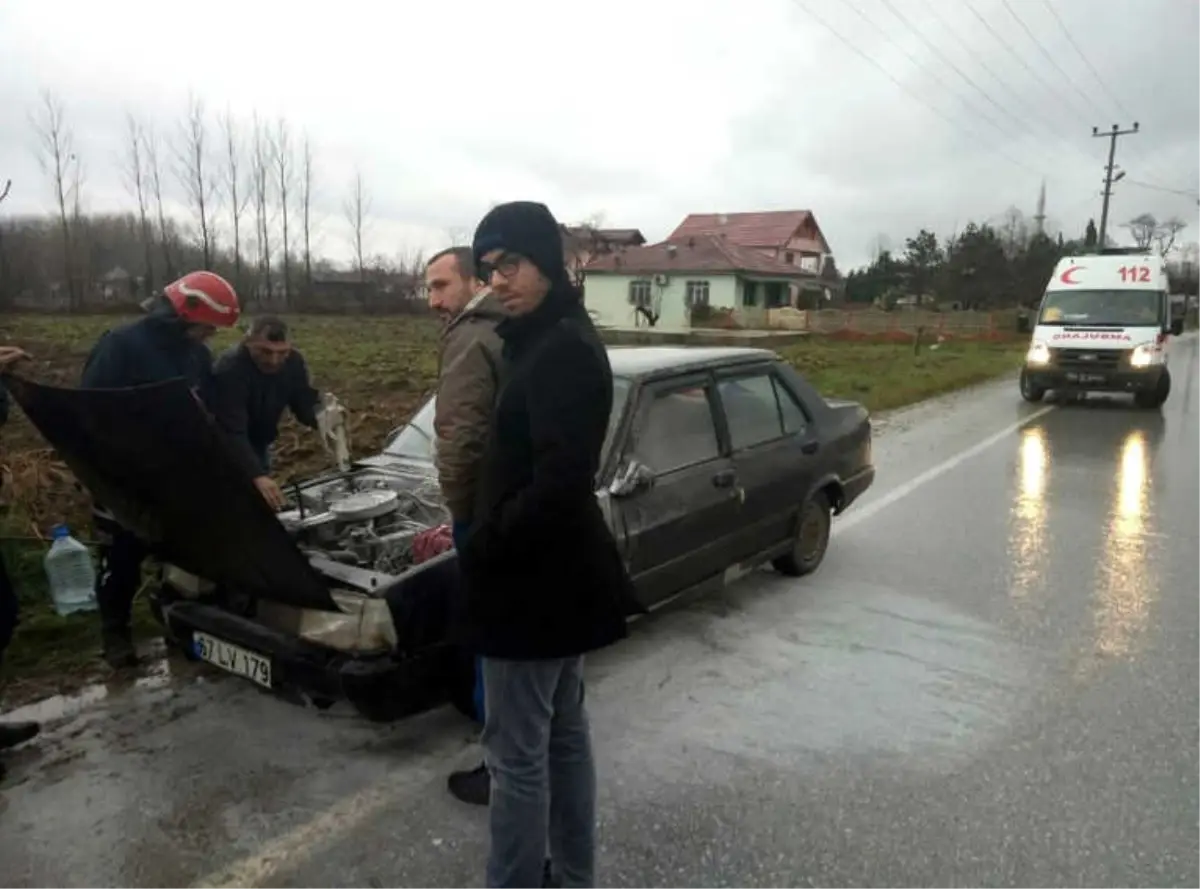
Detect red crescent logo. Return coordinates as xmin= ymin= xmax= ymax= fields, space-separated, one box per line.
xmin=1059 ymin=265 xmax=1084 ymax=285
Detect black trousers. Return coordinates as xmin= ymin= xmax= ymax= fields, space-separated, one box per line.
xmin=94 ymin=521 xmax=149 ymax=637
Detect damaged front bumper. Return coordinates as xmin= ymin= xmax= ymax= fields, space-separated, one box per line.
xmin=150 ymin=580 xmax=467 ymax=723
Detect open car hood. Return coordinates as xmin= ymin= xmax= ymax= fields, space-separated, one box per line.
xmin=4 ymin=374 xmax=338 ymax=612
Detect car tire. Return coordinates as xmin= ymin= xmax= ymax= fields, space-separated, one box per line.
xmin=1134 ymin=369 xmax=1171 ymax=410
xmin=1019 ymin=368 xmax=1046 ymax=403
xmin=773 ymin=490 xmax=832 ymax=577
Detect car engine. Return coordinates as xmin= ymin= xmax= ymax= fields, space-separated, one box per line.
xmin=276 ymin=464 xmax=449 ymax=578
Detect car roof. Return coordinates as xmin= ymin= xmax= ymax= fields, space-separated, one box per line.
xmin=605 ymin=345 xmax=776 ymax=379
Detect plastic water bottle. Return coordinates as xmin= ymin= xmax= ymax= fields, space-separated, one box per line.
xmin=43 ymin=525 xmax=98 ymax=616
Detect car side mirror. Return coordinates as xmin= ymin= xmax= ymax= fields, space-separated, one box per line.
xmin=1170 ymin=318 xmax=1184 ymax=336
xmin=609 ymin=459 xmax=654 ymax=498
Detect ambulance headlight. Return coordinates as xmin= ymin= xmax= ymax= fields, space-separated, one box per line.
xmin=1130 ymin=344 xmax=1155 ymax=368
xmin=1026 ymin=342 xmax=1050 ymax=366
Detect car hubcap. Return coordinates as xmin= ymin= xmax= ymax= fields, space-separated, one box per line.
xmin=798 ymin=504 xmax=824 ymax=562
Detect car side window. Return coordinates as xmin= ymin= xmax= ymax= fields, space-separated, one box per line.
xmin=773 ymin=377 xmax=809 ymax=435
xmin=718 ymin=373 xmax=785 ymax=450
xmin=631 ymin=385 xmax=721 ymax=474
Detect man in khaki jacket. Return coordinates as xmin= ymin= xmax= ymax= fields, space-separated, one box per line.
xmin=426 ymin=245 xmax=505 ymax=807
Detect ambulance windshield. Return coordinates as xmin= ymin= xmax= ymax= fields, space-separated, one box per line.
xmin=1038 ymin=289 xmax=1163 ymax=327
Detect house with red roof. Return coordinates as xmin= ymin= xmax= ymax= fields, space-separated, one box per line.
xmin=583 ymin=210 xmax=835 ymax=329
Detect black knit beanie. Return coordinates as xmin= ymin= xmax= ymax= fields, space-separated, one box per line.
xmin=472 ymin=201 xmax=570 ymax=289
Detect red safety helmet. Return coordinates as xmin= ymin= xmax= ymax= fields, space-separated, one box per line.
xmin=163 ymin=271 xmax=241 ymax=327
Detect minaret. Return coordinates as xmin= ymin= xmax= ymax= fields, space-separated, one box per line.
xmin=1033 ymin=179 xmax=1046 ymax=237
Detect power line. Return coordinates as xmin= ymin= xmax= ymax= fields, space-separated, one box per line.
xmin=1126 ymin=179 xmax=1200 ymax=199
xmin=835 ymin=0 xmax=1009 ymax=140
xmin=1023 ymin=0 xmax=1171 ymax=183
xmin=961 ymin=1 xmax=1094 ymax=129
xmin=785 ymin=0 xmax=1042 ymax=177
xmin=1040 ymin=0 xmax=1135 ymax=121
xmin=999 ymin=0 xmax=1112 ymax=122
xmin=879 ymin=0 xmax=1097 ymax=172
xmin=915 ymin=0 xmax=1089 ymax=149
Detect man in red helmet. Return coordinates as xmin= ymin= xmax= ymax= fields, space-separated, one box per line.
xmin=80 ymin=270 xmax=241 ymax=668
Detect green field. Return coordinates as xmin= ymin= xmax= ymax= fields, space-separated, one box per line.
xmin=0 ymin=314 xmax=1025 ymax=702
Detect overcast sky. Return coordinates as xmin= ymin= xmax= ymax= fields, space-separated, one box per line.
xmin=0 ymin=0 xmax=1195 ymax=270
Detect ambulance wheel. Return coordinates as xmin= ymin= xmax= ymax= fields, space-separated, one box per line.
xmin=1134 ymin=369 xmax=1170 ymax=410
xmin=1019 ymin=369 xmax=1046 ymax=403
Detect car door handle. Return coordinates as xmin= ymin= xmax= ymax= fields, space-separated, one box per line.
xmin=712 ymin=468 xmax=737 ymax=488
xmin=800 ymin=439 xmax=820 ymax=455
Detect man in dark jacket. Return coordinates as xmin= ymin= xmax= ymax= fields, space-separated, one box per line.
xmin=81 ymin=271 xmax=241 ymax=667
xmin=210 ymin=316 xmax=323 ymax=512
xmin=462 ymin=202 xmax=633 ymax=888
xmin=0 ymin=346 xmax=40 ymax=782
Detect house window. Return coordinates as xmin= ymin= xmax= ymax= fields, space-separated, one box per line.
xmin=685 ymin=280 xmax=710 ymax=308
xmin=784 ymin=251 xmax=795 ymax=264
xmin=628 ymin=279 xmax=652 ymax=307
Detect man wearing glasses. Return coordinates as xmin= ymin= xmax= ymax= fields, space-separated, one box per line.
xmin=459 ymin=202 xmax=633 ymax=888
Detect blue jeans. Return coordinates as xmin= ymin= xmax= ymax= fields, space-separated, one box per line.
xmin=452 ymin=520 xmax=486 ymax=724
xmin=481 ymin=656 xmax=596 ymax=888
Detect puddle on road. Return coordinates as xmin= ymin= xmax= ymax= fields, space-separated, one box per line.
xmin=5 ymin=649 xmax=202 ymax=728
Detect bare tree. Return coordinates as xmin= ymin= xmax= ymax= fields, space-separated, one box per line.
xmin=143 ymin=125 xmax=175 ymax=281
xmin=301 ymin=134 xmax=315 ymax=290
xmin=220 ymin=108 xmax=252 ymax=288
xmin=251 ymin=113 xmax=273 ymax=298
xmin=444 ymin=225 xmax=472 ymax=246
xmin=1124 ymin=213 xmax=1157 ymax=250
xmin=272 ymin=118 xmax=294 ymax=305
xmin=1153 ymin=217 xmax=1187 ymax=256
xmin=0 ymin=179 xmax=11 ymax=305
xmin=122 ymin=113 xmax=156 ymax=292
xmin=176 ymin=93 xmax=216 ymax=267
xmin=30 ymin=91 xmax=81 ymax=308
xmin=343 ymin=169 xmax=370 ymax=281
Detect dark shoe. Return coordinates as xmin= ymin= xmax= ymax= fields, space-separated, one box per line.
xmin=0 ymin=720 xmax=40 ymax=750
xmin=102 ymin=629 xmax=139 ymax=669
xmin=447 ymin=761 xmax=490 ymax=806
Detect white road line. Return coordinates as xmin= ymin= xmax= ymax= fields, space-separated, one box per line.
xmin=192 ymin=401 xmax=1057 ymax=888
xmin=836 ymin=403 xmax=1057 ymax=534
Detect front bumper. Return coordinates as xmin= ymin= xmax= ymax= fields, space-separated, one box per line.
xmin=1024 ymin=344 xmax=1166 ymax=393
xmin=151 ymin=591 xmax=457 ymax=721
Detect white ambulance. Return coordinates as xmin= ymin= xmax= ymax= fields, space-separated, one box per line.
xmin=1020 ymin=249 xmax=1184 ymax=408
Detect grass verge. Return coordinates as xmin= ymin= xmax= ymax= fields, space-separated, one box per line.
xmin=0 ymin=315 xmax=1024 ymax=703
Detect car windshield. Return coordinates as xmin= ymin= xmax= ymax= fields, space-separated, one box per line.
xmin=382 ymin=376 xmax=633 ymax=465
xmin=1038 ymin=289 xmax=1163 ymax=327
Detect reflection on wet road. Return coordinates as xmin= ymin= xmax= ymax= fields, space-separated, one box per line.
xmin=2 ymin=337 xmax=1197 ymax=888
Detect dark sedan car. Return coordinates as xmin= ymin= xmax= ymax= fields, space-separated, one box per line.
xmin=6 ymin=345 xmax=874 ymax=721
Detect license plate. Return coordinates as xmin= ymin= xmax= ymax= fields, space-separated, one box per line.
xmin=1067 ymin=372 xmax=1106 ymax=383
xmin=192 ymin=631 xmax=272 ymax=689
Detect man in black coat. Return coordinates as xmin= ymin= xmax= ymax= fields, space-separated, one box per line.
xmin=461 ymin=201 xmax=634 ymax=888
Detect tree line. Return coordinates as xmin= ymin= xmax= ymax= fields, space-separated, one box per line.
xmin=0 ymin=90 xmax=419 ymax=313
xmin=844 ymin=209 xmax=1196 ymax=310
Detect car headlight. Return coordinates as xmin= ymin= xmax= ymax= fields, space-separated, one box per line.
xmin=1130 ymin=344 xmax=1157 ymax=368
xmin=1026 ymin=342 xmax=1050 ymax=366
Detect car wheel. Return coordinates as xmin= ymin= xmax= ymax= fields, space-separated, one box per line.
xmin=773 ymin=490 xmax=832 ymax=577
xmin=1019 ymin=368 xmax=1046 ymax=403
xmin=1134 ymin=369 xmax=1171 ymax=410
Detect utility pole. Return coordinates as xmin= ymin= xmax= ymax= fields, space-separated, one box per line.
xmin=1092 ymin=122 xmax=1138 ymax=248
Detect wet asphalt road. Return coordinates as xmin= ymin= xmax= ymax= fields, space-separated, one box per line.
xmin=2 ymin=336 xmax=1197 ymax=888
